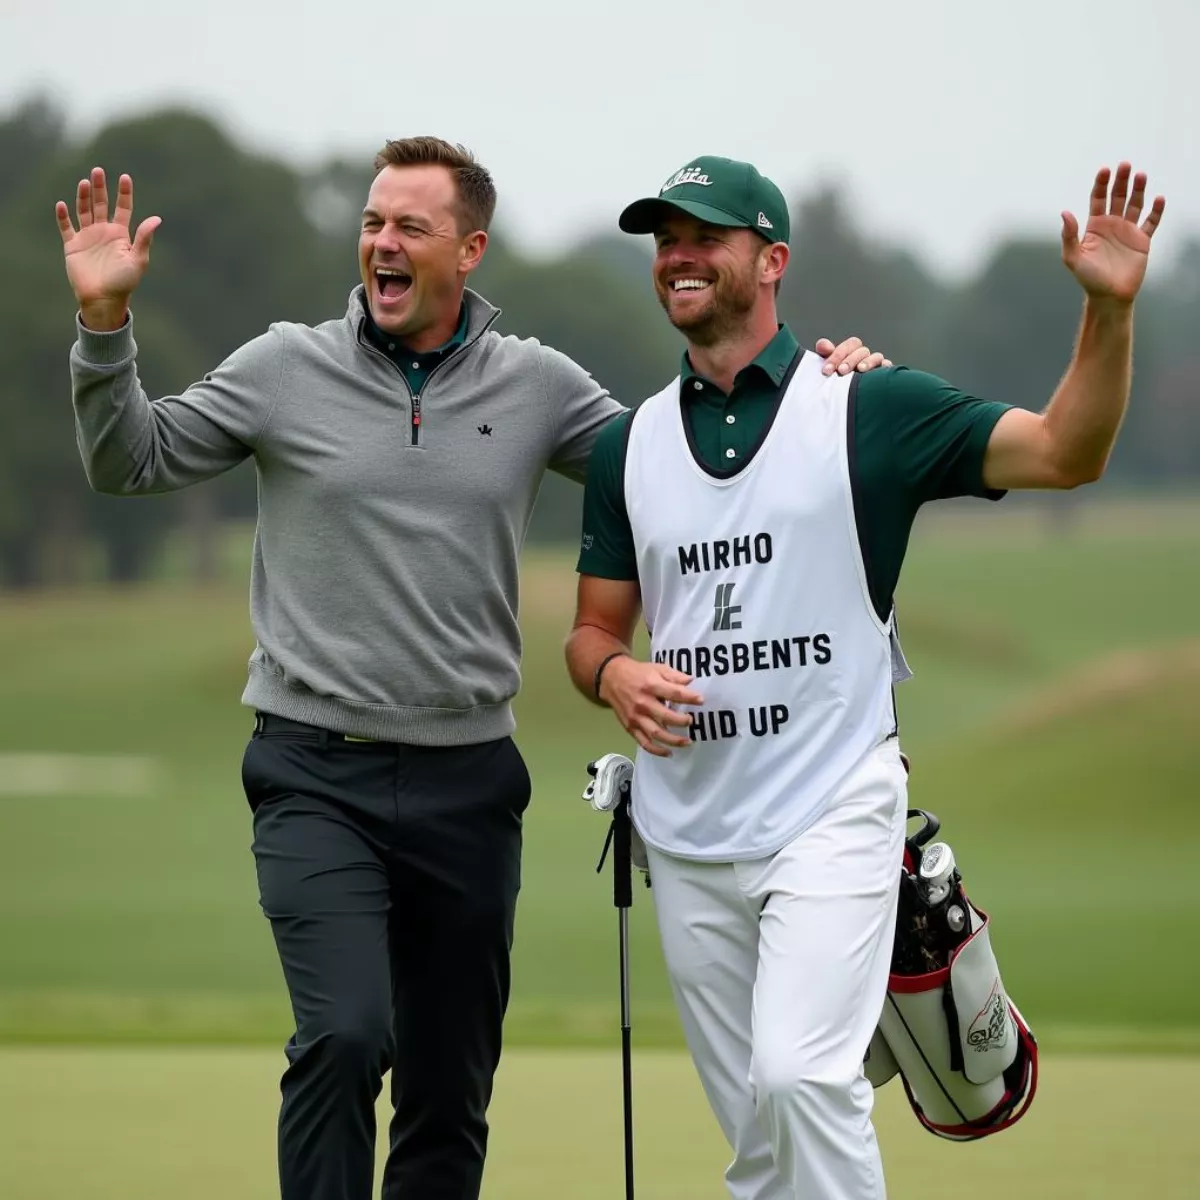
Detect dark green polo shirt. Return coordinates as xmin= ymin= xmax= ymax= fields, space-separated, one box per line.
xmin=364 ymin=303 xmax=468 ymax=394
xmin=577 ymin=326 xmax=1012 ymax=620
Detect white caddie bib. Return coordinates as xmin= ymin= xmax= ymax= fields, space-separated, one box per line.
xmin=624 ymin=351 xmax=910 ymax=861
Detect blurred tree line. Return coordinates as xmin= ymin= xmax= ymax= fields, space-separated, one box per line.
xmin=1 ymin=95 xmax=1197 ymax=588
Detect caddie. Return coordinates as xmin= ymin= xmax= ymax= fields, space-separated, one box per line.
xmin=565 ymin=154 xmax=1164 ymax=1199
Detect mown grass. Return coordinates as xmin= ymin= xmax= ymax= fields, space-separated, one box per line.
xmin=1 ymin=1047 xmax=1196 ymax=1199
xmin=0 ymin=498 xmax=1197 ymax=1048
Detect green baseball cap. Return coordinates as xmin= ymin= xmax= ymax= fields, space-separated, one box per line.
xmin=619 ymin=155 xmax=790 ymax=244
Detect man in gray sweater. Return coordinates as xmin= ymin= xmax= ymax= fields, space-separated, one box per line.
xmin=55 ymin=136 xmax=885 ymax=1200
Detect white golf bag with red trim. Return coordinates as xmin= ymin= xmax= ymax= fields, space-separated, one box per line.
xmin=863 ymin=810 xmax=1039 ymax=1140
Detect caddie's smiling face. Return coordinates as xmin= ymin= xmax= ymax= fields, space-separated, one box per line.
xmin=359 ymin=165 xmax=478 ymax=347
xmin=652 ymin=212 xmax=768 ymax=346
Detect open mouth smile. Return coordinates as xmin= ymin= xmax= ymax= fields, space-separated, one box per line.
xmin=668 ymin=277 xmax=714 ymax=293
xmin=375 ymin=266 xmax=413 ymax=302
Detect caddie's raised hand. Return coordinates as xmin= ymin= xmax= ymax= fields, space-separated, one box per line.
xmin=815 ymin=336 xmax=893 ymax=377
xmin=599 ymin=657 xmax=703 ymax=758
xmin=1061 ymin=163 xmax=1165 ymax=305
xmin=54 ymin=168 xmax=161 ymax=331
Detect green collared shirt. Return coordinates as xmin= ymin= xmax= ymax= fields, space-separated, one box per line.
xmin=363 ymin=303 xmax=469 ymax=395
xmin=679 ymin=325 xmax=800 ymax=470
xmin=578 ymin=325 xmax=1012 ymax=620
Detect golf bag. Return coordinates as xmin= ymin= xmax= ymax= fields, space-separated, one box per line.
xmin=864 ymin=809 xmax=1039 ymax=1141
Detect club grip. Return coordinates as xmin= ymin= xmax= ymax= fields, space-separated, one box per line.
xmin=613 ymin=799 xmax=634 ymax=910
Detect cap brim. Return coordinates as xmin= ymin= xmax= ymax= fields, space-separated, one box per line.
xmin=618 ymin=197 xmax=751 ymax=235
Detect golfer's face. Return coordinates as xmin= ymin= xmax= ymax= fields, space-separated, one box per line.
xmin=359 ymin=165 xmax=469 ymax=338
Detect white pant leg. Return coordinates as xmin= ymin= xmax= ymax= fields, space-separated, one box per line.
xmin=644 ymin=846 xmax=792 ymax=1200
xmin=744 ymin=738 xmax=909 ymax=1200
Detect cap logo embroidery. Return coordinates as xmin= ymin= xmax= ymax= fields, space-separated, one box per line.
xmin=757 ymin=212 xmax=773 ymax=229
xmin=661 ymin=166 xmax=713 ymax=192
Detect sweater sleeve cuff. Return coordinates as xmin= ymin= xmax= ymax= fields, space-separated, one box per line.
xmin=74 ymin=312 xmax=135 ymax=367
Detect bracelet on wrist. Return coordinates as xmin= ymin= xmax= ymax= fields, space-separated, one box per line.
xmin=593 ymin=651 xmax=629 ymax=700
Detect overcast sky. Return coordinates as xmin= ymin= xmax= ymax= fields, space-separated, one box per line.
xmin=3 ymin=0 xmax=1196 ymax=280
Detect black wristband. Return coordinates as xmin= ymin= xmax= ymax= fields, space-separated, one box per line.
xmin=593 ymin=651 xmax=629 ymax=700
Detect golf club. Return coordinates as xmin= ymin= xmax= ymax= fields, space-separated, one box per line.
xmin=585 ymin=755 xmax=636 ymax=1200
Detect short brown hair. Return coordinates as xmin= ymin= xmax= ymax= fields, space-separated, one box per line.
xmin=373 ymin=137 xmax=497 ymax=234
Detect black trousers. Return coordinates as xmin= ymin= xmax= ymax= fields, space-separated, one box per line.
xmin=241 ymin=714 xmax=531 ymax=1200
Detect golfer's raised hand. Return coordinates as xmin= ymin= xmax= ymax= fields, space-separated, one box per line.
xmin=55 ymin=168 xmax=161 ymax=331
xmin=1061 ymin=163 xmax=1165 ymax=305
xmin=599 ymin=657 xmax=703 ymax=758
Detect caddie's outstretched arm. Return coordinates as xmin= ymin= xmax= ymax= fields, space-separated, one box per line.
xmin=565 ymin=576 xmax=703 ymax=758
xmin=981 ymin=163 xmax=1166 ymax=492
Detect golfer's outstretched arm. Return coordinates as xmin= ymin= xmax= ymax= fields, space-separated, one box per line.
xmin=982 ymin=163 xmax=1166 ymax=491
xmin=71 ymin=324 xmax=281 ymax=495
xmin=57 ymin=168 xmax=278 ymax=495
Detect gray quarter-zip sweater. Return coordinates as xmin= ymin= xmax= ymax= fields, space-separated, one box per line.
xmin=70 ymin=286 xmax=625 ymax=745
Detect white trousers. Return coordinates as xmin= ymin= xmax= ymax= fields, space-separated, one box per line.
xmin=644 ymin=738 xmax=908 ymax=1200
